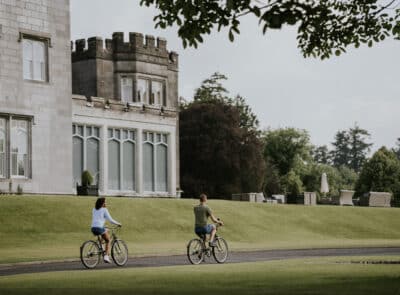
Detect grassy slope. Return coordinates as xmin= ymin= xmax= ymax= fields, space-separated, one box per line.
xmin=1 ymin=195 xmax=400 ymax=263
xmin=1 ymin=257 xmax=400 ymax=295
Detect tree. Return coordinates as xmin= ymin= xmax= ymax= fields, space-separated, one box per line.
xmin=331 ymin=124 xmax=372 ymax=172
xmin=348 ymin=124 xmax=373 ymax=172
xmin=233 ymin=95 xmax=259 ymax=132
xmin=194 ymin=72 xmax=229 ymax=102
xmin=180 ymin=73 xmax=265 ymax=198
xmin=140 ymin=0 xmax=400 ymax=59
xmin=262 ymin=128 xmax=312 ymax=176
xmin=194 ymin=72 xmax=259 ymax=132
xmin=302 ymin=163 xmax=358 ymax=197
xmin=355 ymin=147 xmax=400 ymax=202
xmin=180 ymin=101 xmax=242 ymax=198
xmin=262 ymin=128 xmax=312 ymax=196
xmin=393 ymin=138 xmax=400 ymax=160
xmin=311 ymin=145 xmax=331 ymax=165
xmin=331 ymin=130 xmax=351 ymax=167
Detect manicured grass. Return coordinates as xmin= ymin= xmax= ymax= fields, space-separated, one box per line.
xmin=1 ymin=195 xmax=400 ymax=263
xmin=1 ymin=257 xmax=400 ymax=294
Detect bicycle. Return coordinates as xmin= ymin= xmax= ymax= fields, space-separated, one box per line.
xmin=80 ymin=225 xmax=128 ymax=269
xmin=187 ymin=222 xmax=228 ymax=264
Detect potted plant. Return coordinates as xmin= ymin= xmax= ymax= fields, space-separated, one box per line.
xmin=77 ymin=170 xmax=99 ymax=196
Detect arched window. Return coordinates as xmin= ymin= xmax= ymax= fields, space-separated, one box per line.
xmin=0 ymin=119 xmax=6 ymax=178
xmin=108 ymin=139 xmax=120 ymax=190
xmin=108 ymin=128 xmax=136 ymax=191
xmin=72 ymin=124 xmax=100 ymax=186
xmin=143 ymin=132 xmax=168 ymax=192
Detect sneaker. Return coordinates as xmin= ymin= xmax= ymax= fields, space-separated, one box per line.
xmin=103 ymin=255 xmax=111 ymax=263
xmin=209 ymin=240 xmax=217 ymax=247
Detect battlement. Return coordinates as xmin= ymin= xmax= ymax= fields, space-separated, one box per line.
xmin=71 ymin=32 xmax=178 ymax=67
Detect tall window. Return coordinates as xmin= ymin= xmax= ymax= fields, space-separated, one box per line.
xmin=0 ymin=116 xmax=31 ymax=179
xmin=0 ymin=119 xmax=6 ymax=178
xmin=121 ymin=77 xmax=133 ymax=102
xmin=143 ymin=132 xmax=168 ymax=192
xmin=151 ymin=81 xmax=164 ymax=106
xmin=72 ymin=124 xmax=100 ymax=186
xmin=11 ymin=120 xmax=28 ymax=177
xmin=22 ymin=38 xmax=47 ymax=82
xmin=108 ymin=128 xmax=136 ymax=191
xmin=136 ymin=78 xmax=149 ymax=103
xmin=135 ymin=78 xmax=166 ymax=106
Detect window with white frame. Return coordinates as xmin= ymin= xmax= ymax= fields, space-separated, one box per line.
xmin=143 ymin=132 xmax=168 ymax=192
xmin=135 ymin=78 xmax=166 ymax=106
xmin=108 ymin=128 xmax=136 ymax=191
xmin=136 ymin=78 xmax=149 ymax=103
xmin=72 ymin=124 xmax=100 ymax=186
xmin=0 ymin=118 xmax=6 ymax=178
xmin=120 ymin=77 xmax=133 ymax=102
xmin=22 ymin=38 xmax=48 ymax=82
xmin=151 ymin=81 xmax=165 ymax=106
xmin=0 ymin=116 xmax=31 ymax=179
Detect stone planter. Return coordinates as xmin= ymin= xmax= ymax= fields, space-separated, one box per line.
xmin=77 ymin=185 xmax=99 ymax=196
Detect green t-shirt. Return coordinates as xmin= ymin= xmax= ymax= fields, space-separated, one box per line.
xmin=194 ymin=204 xmax=212 ymax=227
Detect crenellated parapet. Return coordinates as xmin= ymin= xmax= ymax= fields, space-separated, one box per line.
xmin=71 ymin=32 xmax=178 ymax=69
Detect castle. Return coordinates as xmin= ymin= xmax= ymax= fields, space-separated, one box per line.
xmin=0 ymin=0 xmax=180 ymax=197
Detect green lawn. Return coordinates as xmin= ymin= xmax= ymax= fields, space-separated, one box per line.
xmin=1 ymin=257 xmax=400 ymax=295
xmin=1 ymin=195 xmax=400 ymax=263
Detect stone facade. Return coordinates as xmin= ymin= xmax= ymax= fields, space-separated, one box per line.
xmin=0 ymin=0 xmax=72 ymax=194
xmin=71 ymin=32 xmax=180 ymax=197
xmin=0 ymin=2 xmax=180 ymax=197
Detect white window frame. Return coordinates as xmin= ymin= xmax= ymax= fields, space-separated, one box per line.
xmin=143 ymin=131 xmax=168 ymax=193
xmin=21 ymin=34 xmax=49 ymax=82
xmin=72 ymin=124 xmax=101 ymax=186
xmin=135 ymin=76 xmax=167 ymax=107
xmin=107 ymin=128 xmax=136 ymax=191
xmin=120 ymin=76 xmax=133 ymax=103
xmin=0 ymin=115 xmax=32 ymax=179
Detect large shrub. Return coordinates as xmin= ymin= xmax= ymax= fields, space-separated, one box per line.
xmin=180 ymin=101 xmax=265 ymax=198
xmin=355 ymin=147 xmax=400 ymax=201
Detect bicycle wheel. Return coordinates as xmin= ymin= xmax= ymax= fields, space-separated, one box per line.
xmin=111 ymin=239 xmax=128 ymax=266
xmin=80 ymin=240 xmax=101 ymax=269
xmin=212 ymin=237 xmax=228 ymax=263
xmin=187 ymin=238 xmax=205 ymax=265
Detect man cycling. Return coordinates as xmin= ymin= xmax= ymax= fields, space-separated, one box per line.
xmin=194 ymin=193 xmax=223 ymax=247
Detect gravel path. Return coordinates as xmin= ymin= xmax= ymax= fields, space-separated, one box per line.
xmin=1 ymin=247 xmax=399 ymax=277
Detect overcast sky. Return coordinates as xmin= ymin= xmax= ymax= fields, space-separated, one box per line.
xmin=70 ymin=0 xmax=400 ymax=152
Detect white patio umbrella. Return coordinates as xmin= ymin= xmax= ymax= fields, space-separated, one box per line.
xmin=320 ymin=172 xmax=329 ymax=195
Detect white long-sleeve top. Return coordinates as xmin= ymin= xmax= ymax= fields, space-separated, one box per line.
xmin=91 ymin=207 xmax=120 ymax=228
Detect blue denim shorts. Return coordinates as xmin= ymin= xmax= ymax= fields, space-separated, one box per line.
xmin=195 ymin=224 xmax=215 ymax=235
xmin=91 ymin=227 xmax=106 ymax=236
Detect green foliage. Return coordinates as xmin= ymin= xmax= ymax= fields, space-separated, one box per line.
xmin=331 ymin=124 xmax=372 ymax=172
xmin=180 ymin=73 xmax=264 ymax=198
xmin=180 ymin=100 xmax=264 ymax=198
xmin=263 ymin=159 xmax=282 ymax=197
xmin=355 ymin=147 xmax=400 ymax=200
xmin=393 ymin=138 xmax=400 ymax=160
xmin=140 ymin=0 xmax=400 ymax=59
xmin=81 ymin=170 xmax=93 ymax=187
xmin=262 ymin=128 xmax=312 ymax=176
xmin=302 ymin=164 xmax=358 ymax=197
xmin=191 ymin=73 xmax=259 ymax=132
xmin=311 ymin=145 xmax=331 ymax=165
xmin=281 ymin=170 xmax=303 ymax=196
xmin=180 ymin=101 xmax=241 ymax=198
xmin=193 ymin=72 xmax=229 ymax=103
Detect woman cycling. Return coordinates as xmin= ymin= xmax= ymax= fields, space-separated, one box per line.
xmin=91 ymin=197 xmax=121 ymax=263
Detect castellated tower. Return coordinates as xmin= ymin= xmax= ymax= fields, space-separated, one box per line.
xmin=71 ymin=32 xmax=179 ymax=109
xmin=70 ymin=32 xmax=180 ymax=198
